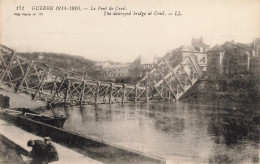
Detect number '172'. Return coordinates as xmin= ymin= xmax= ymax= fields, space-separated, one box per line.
xmin=16 ymin=6 xmax=24 ymax=10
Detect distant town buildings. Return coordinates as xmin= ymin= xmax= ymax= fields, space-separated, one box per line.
xmin=38 ymin=54 xmax=44 ymax=60
xmin=132 ymin=55 xmax=156 ymax=72
xmin=94 ymin=37 xmax=210 ymax=80
xmin=93 ymin=37 xmax=260 ymax=81
xmin=132 ymin=37 xmax=210 ymax=76
xmin=104 ymin=64 xmax=130 ymax=78
xmin=94 ymin=55 xmax=159 ymax=80
xmin=94 ymin=62 xmax=130 ymax=78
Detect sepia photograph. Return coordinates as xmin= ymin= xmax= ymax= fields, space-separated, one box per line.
xmin=0 ymin=0 xmax=260 ymax=163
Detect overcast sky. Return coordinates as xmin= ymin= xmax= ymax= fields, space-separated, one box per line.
xmin=1 ymin=0 xmax=260 ymax=63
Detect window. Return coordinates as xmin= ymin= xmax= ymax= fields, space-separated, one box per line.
xmin=233 ymin=57 xmax=238 ymax=63
xmin=234 ymin=48 xmax=238 ymax=54
xmin=200 ymin=57 xmax=206 ymax=63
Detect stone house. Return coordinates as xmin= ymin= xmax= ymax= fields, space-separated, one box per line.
xmin=207 ymin=41 xmax=253 ymax=80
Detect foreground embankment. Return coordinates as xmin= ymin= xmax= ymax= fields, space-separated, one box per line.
xmin=0 ymin=110 xmax=166 ymax=164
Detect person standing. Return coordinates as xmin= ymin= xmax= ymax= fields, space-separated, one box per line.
xmin=44 ymin=137 xmax=59 ymax=163
xmin=27 ymin=140 xmax=48 ymax=164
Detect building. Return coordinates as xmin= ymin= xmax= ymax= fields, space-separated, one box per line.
xmin=169 ymin=45 xmax=208 ymax=76
xmin=250 ymin=56 xmax=260 ymax=76
xmin=153 ymin=56 xmax=163 ymax=64
xmin=142 ymin=63 xmax=154 ymax=71
xmin=93 ymin=62 xmax=110 ymax=70
xmin=192 ymin=37 xmax=210 ymax=53
xmin=132 ymin=42 xmax=209 ymax=77
xmin=206 ymin=45 xmax=224 ymax=79
xmin=93 ymin=62 xmax=130 ymax=79
xmin=103 ymin=64 xmax=129 ymax=78
xmin=163 ymin=37 xmax=210 ymax=76
xmin=207 ymin=41 xmax=253 ymax=79
xmin=130 ymin=55 xmax=155 ymax=78
xmin=250 ymin=38 xmax=260 ymax=76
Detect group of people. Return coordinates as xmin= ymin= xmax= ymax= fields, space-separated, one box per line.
xmin=27 ymin=137 xmax=59 ymax=164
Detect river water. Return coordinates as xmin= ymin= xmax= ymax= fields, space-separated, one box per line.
xmin=50 ymin=98 xmax=259 ymax=164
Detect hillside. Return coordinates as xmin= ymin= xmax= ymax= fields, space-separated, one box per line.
xmin=16 ymin=52 xmax=106 ymax=80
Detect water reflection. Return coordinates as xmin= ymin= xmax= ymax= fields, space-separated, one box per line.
xmin=51 ymin=100 xmax=260 ymax=164
xmin=207 ymin=105 xmax=259 ymax=163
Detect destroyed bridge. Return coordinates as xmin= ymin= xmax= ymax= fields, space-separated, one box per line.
xmin=0 ymin=44 xmax=202 ymax=107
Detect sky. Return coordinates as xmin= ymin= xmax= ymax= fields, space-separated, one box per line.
xmin=1 ymin=0 xmax=260 ymax=63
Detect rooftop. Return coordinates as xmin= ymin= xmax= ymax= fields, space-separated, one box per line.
xmin=173 ymin=45 xmax=199 ymax=52
xmin=208 ymin=44 xmax=224 ymax=52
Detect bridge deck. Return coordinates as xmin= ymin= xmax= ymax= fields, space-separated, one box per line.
xmin=0 ymin=119 xmax=102 ymax=164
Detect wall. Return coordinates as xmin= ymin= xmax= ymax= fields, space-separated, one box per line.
xmin=0 ymin=112 xmax=166 ymax=164
xmin=207 ymin=51 xmax=220 ymax=80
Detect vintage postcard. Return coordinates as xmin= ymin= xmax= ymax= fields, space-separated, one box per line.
xmin=0 ymin=0 xmax=260 ymax=163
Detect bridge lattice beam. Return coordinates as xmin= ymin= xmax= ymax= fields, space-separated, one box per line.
xmin=1 ymin=44 xmax=202 ymax=106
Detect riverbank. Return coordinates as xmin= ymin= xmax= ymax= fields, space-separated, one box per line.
xmin=183 ymin=80 xmax=260 ymax=107
xmin=0 ymin=86 xmax=44 ymax=163
xmin=0 ymin=119 xmax=103 ymax=164
xmin=0 ymin=85 xmax=45 ymax=109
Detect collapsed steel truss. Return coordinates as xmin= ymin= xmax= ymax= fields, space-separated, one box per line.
xmin=137 ymin=50 xmax=203 ymax=101
xmin=0 ymin=44 xmax=202 ymax=106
